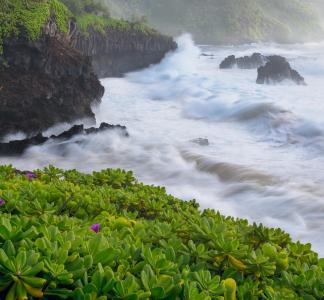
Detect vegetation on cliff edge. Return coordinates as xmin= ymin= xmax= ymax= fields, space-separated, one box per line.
xmin=0 ymin=165 xmax=323 ymax=299
xmin=0 ymin=0 xmax=156 ymax=55
xmin=0 ymin=0 xmax=70 ymax=53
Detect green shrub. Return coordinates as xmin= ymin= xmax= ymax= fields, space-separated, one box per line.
xmin=76 ymin=13 xmax=156 ymax=36
xmin=0 ymin=0 xmax=157 ymax=55
xmin=61 ymin=0 xmax=110 ymax=16
xmin=0 ymin=165 xmax=323 ymax=299
xmin=0 ymin=0 xmax=71 ymax=53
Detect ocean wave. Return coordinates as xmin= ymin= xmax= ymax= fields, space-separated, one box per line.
xmin=124 ymin=34 xmax=324 ymax=149
xmin=181 ymin=150 xmax=278 ymax=185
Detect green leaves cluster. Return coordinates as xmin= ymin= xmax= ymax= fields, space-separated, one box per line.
xmin=0 ymin=0 xmax=71 ymax=54
xmin=75 ymin=14 xmax=156 ymax=36
xmin=0 ymin=0 xmax=158 ymax=57
xmin=0 ymin=165 xmax=324 ymax=299
xmin=61 ymin=0 xmax=109 ymax=16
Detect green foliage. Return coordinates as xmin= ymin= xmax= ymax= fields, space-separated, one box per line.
xmin=61 ymin=0 xmax=109 ymax=16
xmin=0 ymin=0 xmax=157 ymax=56
xmin=105 ymin=0 xmax=324 ymax=44
xmin=0 ymin=165 xmax=324 ymax=299
xmin=0 ymin=0 xmax=71 ymax=54
xmin=62 ymin=0 xmax=156 ymax=34
xmin=76 ymin=13 xmax=155 ymax=35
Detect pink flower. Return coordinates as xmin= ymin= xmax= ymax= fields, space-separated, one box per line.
xmin=90 ymin=224 xmax=100 ymax=233
xmin=26 ymin=172 xmax=36 ymax=181
xmin=0 ymin=199 xmax=5 ymax=206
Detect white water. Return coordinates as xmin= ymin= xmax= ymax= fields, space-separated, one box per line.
xmin=3 ymin=35 xmax=324 ymax=255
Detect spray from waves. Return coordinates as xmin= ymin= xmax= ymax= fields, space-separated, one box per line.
xmin=128 ymin=34 xmax=201 ymax=83
xmin=3 ymin=122 xmax=324 ymax=254
xmin=184 ymin=98 xmax=324 ymax=148
xmin=123 ymin=34 xmax=324 ymax=150
xmin=125 ymin=34 xmax=207 ymax=101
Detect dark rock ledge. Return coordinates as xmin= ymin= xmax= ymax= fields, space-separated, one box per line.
xmin=0 ymin=123 xmax=128 ymax=156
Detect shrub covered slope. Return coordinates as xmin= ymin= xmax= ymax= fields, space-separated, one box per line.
xmin=0 ymin=0 xmax=70 ymax=53
xmin=0 ymin=166 xmax=323 ymax=299
xmin=0 ymin=0 xmax=155 ymax=54
xmin=105 ymin=0 xmax=324 ymax=44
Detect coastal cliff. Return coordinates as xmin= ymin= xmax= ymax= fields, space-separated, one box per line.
xmin=71 ymin=25 xmax=177 ymax=78
xmin=0 ymin=0 xmax=176 ymax=137
xmin=0 ymin=22 xmax=104 ymax=137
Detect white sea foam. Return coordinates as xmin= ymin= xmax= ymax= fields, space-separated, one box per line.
xmin=2 ymin=35 xmax=324 ymax=255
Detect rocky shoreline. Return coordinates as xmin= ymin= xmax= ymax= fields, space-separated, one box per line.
xmin=0 ymin=123 xmax=128 ymax=156
xmin=0 ymin=17 xmax=176 ymax=138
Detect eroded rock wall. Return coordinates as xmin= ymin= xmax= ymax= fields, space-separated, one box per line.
xmin=71 ymin=27 xmax=177 ymax=78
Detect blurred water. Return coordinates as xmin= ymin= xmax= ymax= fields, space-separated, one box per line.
xmin=2 ymin=35 xmax=324 ymax=255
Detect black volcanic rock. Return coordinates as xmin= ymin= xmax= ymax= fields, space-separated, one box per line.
xmin=256 ymin=55 xmax=306 ymax=85
xmin=0 ymin=134 xmax=48 ymax=156
xmin=220 ymin=53 xmax=267 ymax=69
xmin=236 ymin=53 xmax=267 ymax=69
xmin=0 ymin=21 xmax=104 ymax=138
xmin=0 ymin=123 xmax=128 ymax=156
xmin=219 ymin=55 xmax=236 ymax=69
xmin=71 ymin=26 xmax=177 ymax=78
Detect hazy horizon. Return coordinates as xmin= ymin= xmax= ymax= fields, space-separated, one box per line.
xmin=103 ymin=0 xmax=324 ymax=44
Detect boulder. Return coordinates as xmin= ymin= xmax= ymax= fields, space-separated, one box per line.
xmin=256 ymin=55 xmax=306 ymax=85
xmin=219 ymin=55 xmax=236 ymax=69
xmin=220 ymin=53 xmax=267 ymax=69
xmin=191 ymin=138 xmax=209 ymax=146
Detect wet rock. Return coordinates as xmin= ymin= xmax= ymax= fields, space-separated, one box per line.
xmin=236 ymin=53 xmax=268 ymax=69
xmin=0 ymin=123 xmax=128 ymax=156
xmin=191 ymin=138 xmax=209 ymax=146
xmin=0 ymin=134 xmax=48 ymax=156
xmin=256 ymin=55 xmax=306 ymax=85
xmin=220 ymin=53 xmax=267 ymax=69
xmin=219 ymin=55 xmax=236 ymax=69
xmin=84 ymin=122 xmax=128 ymax=136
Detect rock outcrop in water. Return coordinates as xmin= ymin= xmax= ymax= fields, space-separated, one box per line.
xmin=257 ymin=56 xmax=306 ymax=85
xmin=0 ymin=21 xmax=104 ymax=138
xmin=71 ymin=27 xmax=177 ymax=78
xmin=0 ymin=123 xmax=128 ymax=156
xmin=220 ymin=53 xmax=306 ymax=85
xmin=220 ymin=53 xmax=267 ymax=69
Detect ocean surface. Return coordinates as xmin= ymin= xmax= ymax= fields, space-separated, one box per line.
xmin=3 ymin=35 xmax=324 ymax=255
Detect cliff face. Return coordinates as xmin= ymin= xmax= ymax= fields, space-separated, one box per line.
xmin=0 ymin=12 xmax=176 ymax=137
xmin=0 ymin=20 xmax=104 ymax=137
xmin=71 ymin=27 xmax=177 ymax=78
